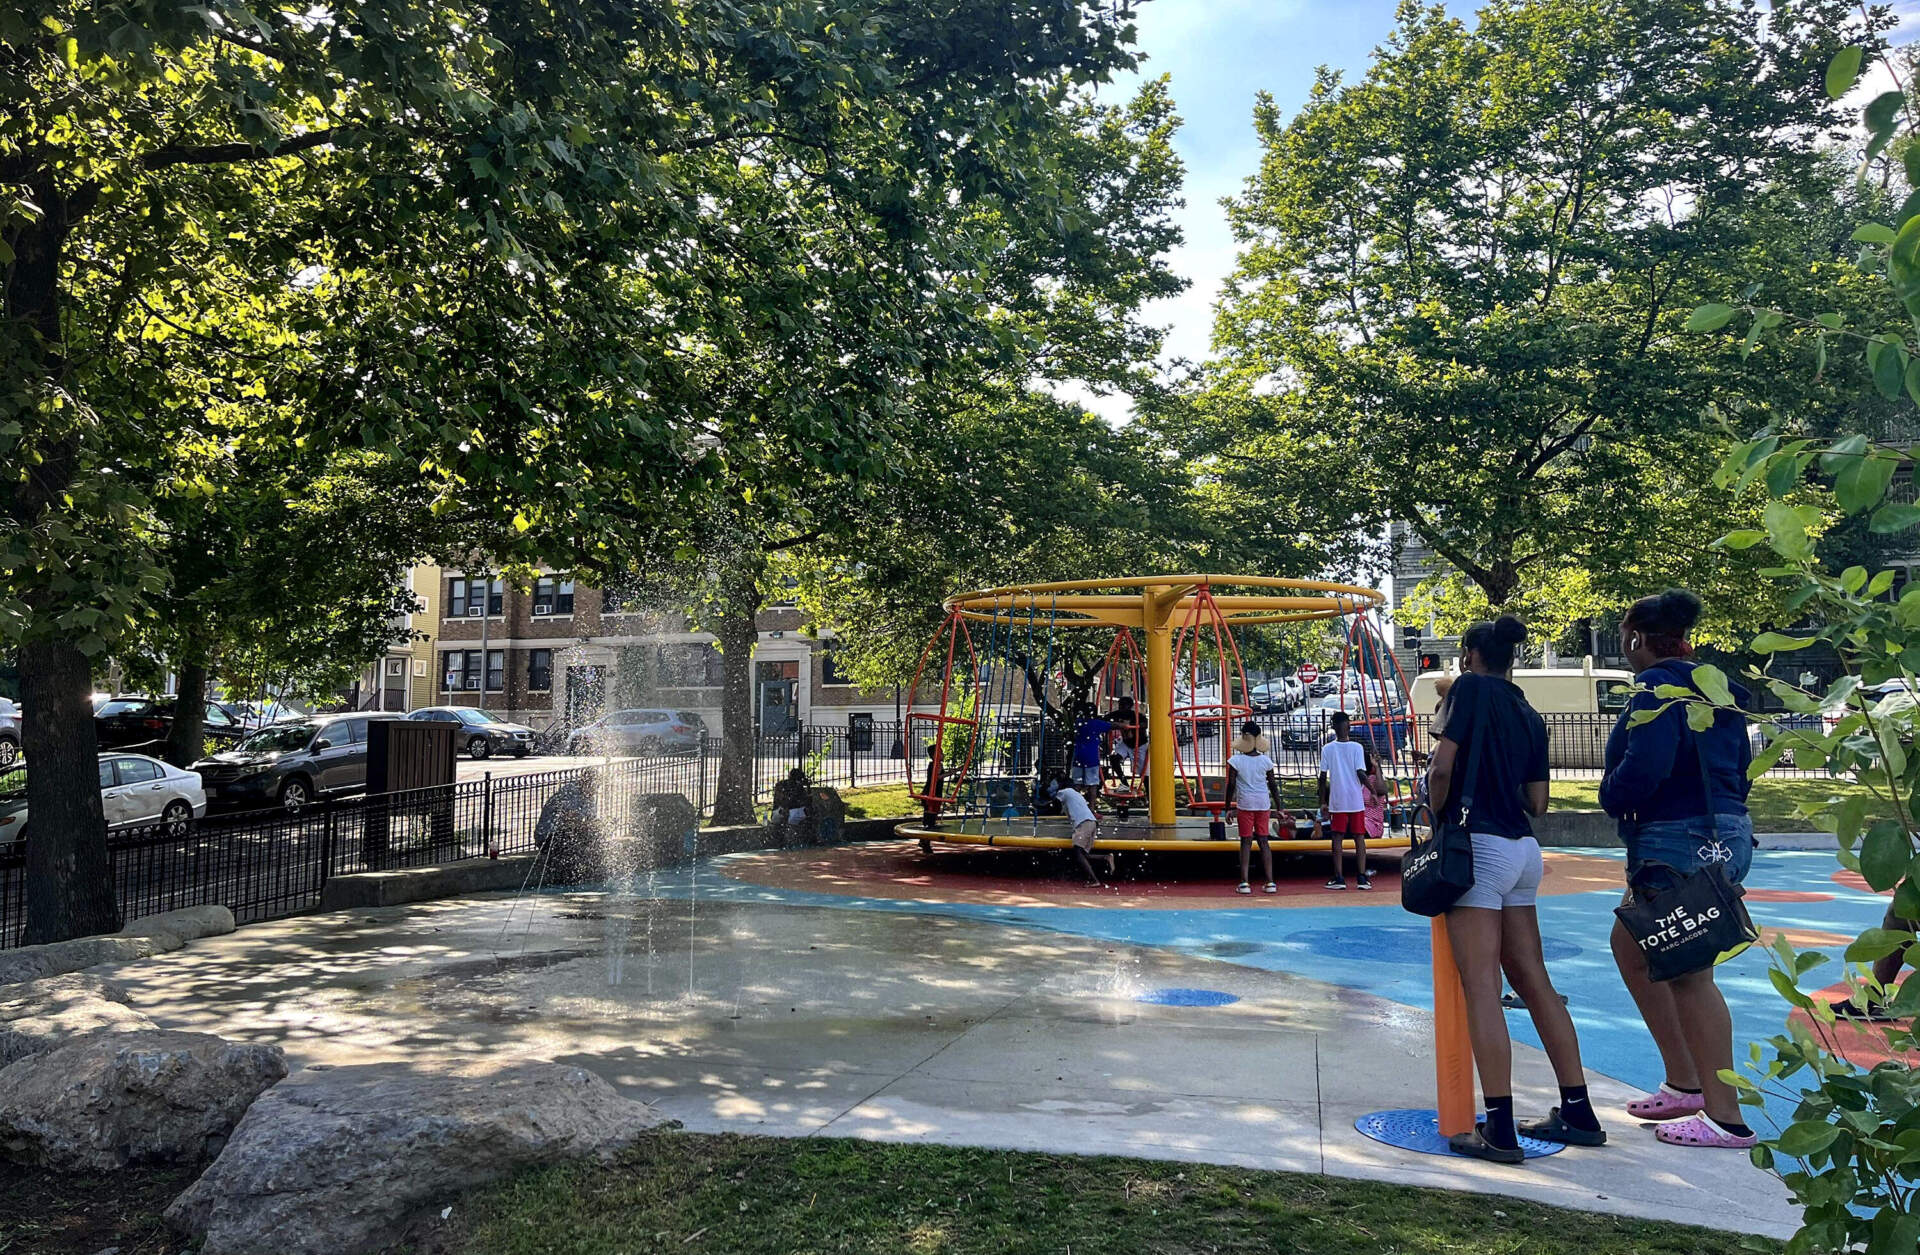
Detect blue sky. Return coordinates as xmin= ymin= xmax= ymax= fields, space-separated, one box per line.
xmin=1079 ymin=0 xmax=1920 ymax=422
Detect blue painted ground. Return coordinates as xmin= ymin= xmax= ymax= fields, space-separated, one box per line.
xmin=618 ymin=848 xmax=1890 ymax=1131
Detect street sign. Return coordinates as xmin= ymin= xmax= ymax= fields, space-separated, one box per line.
xmin=1297 ymin=664 xmax=1319 ymax=685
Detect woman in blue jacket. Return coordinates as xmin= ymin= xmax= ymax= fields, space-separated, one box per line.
xmin=1600 ymin=590 xmax=1756 ymax=1150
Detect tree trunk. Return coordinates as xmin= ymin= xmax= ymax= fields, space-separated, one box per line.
xmin=21 ymin=637 xmax=121 ymax=943
xmin=710 ymin=584 xmax=763 ymax=827
xmin=164 ymin=653 xmax=208 ymax=768
xmin=9 ymin=188 xmax=117 ymax=942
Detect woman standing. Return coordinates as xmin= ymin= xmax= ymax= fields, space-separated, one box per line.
xmin=1428 ymin=616 xmax=1604 ymax=1162
xmin=1600 ymin=590 xmax=1757 ymax=1150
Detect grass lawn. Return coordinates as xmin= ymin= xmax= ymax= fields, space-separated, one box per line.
xmin=845 ymin=778 xmax=1869 ymax=832
xmin=1549 ymin=776 xmax=1870 ymax=833
xmin=417 ymin=1131 xmax=1775 ymax=1255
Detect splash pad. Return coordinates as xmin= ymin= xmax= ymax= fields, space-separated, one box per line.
xmin=892 ymin=575 xmax=1416 ymax=853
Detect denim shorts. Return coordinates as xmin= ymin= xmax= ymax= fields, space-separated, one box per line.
xmin=1621 ymin=813 xmax=1754 ymax=885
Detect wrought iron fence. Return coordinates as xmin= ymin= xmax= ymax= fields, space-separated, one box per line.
xmin=0 ymin=752 xmax=706 ymax=950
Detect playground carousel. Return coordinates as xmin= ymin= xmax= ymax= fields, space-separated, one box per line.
xmin=893 ymin=575 xmax=1421 ymax=855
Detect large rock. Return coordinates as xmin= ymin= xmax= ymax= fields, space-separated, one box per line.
xmin=0 ymin=1029 xmax=286 ymax=1170
xmin=118 ymin=905 xmax=235 ymax=949
xmin=167 ymin=1062 xmax=664 ymax=1255
xmin=0 ymin=906 xmax=237 ymax=989
xmin=0 ymin=936 xmax=159 ymax=988
xmin=0 ymin=973 xmax=156 ymax=1066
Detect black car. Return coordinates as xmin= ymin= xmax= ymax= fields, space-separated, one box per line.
xmin=192 ymin=713 xmax=400 ymax=813
xmin=94 ymin=695 xmax=247 ymax=752
xmin=406 ymin=707 xmax=535 ymax=759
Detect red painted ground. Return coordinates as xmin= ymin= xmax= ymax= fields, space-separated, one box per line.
xmin=718 ymin=840 xmax=1629 ymax=910
xmin=1832 ymin=869 xmax=1893 ymax=896
xmin=1790 ymin=979 xmax=1920 ymax=1070
xmin=1744 ymin=889 xmax=1836 ymax=904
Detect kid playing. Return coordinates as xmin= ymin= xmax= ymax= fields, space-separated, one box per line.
xmin=1225 ymin=721 xmax=1285 ymax=895
xmin=1318 ymin=711 xmax=1372 ymax=890
xmin=1047 ymin=770 xmax=1115 ymax=886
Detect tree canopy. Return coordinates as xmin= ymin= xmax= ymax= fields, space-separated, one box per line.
xmin=1 ymin=0 xmax=1164 ymax=939
xmin=1193 ymin=0 xmax=1886 ymax=630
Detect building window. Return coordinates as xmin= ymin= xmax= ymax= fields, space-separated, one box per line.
xmin=656 ymin=643 xmax=725 ymax=687
xmin=442 ymin=649 xmax=505 ymax=692
xmin=448 ymin=575 xmax=503 ymax=617
xmin=819 ymin=641 xmax=853 ymax=686
xmin=532 ymin=576 xmax=575 ymax=616
xmin=528 ymin=649 xmax=553 ymax=692
xmin=603 ymin=587 xmax=632 ymax=616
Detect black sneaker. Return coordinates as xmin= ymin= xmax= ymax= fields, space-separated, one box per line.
xmin=1324 ymin=878 xmax=1347 ymax=891
xmin=1355 ymin=875 xmax=1373 ymax=891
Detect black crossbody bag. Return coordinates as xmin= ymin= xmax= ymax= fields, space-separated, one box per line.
xmin=1614 ymin=709 xmax=1759 ymax=981
xmin=1401 ymin=687 xmax=1484 ymax=918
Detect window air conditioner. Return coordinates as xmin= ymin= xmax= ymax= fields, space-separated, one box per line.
xmin=466 ymin=606 xmax=483 ymax=617
xmin=533 ymin=603 xmax=552 ymax=616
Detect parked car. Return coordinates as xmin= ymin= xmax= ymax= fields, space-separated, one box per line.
xmin=191 ymin=713 xmax=400 ymax=813
xmin=1280 ymin=693 xmax=1411 ymax=755
xmin=0 ymin=752 xmax=206 ymax=844
xmin=93 ymin=695 xmax=248 ymax=752
xmin=566 ymin=709 xmax=706 ymax=755
xmin=406 ymin=706 xmax=536 ymax=759
xmin=0 ymin=697 xmax=18 ymax=768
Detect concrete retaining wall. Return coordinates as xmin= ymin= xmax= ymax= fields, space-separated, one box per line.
xmin=319 ymin=815 xmax=905 ymax=912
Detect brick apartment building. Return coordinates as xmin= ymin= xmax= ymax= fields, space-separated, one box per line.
xmin=420 ymin=566 xmax=909 ymax=739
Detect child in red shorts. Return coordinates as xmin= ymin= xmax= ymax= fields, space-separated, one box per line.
xmin=1225 ymin=722 xmax=1283 ymax=895
xmin=1318 ymin=711 xmax=1372 ymax=890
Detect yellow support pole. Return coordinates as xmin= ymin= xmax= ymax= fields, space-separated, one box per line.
xmin=1144 ymin=585 xmax=1178 ymax=827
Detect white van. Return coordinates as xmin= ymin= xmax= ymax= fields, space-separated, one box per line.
xmin=1409 ymin=659 xmax=1637 ymax=768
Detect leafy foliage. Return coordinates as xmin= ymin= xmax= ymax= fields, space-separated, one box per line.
xmin=1192 ymin=0 xmax=1885 ymax=629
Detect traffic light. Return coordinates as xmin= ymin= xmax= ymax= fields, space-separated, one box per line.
xmin=1419 ymin=652 xmax=1442 ymax=672
xmin=1401 ymin=626 xmax=1421 ymax=651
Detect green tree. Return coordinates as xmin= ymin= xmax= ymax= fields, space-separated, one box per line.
xmin=2 ymin=0 xmax=1151 ymax=940
xmin=1197 ymin=0 xmax=1876 ymax=622
xmin=591 ymin=79 xmax=1191 ymax=825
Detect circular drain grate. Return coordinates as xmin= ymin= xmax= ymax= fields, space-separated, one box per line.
xmin=1135 ymin=987 xmax=1240 ymax=1007
xmin=1353 ymin=1108 xmax=1563 ymax=1159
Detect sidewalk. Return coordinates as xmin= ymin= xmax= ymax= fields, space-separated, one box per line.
xmin=98 ymin=888 xmax=1798 ymax=1238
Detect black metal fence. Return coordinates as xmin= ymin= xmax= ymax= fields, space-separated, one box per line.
xmin=0 ymin=709 xmax=1828 ymax=949
xmin=0 ymin=752 xmax=707 ymax=950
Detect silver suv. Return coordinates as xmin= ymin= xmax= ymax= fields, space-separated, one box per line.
xmin=566 ymin=709 xmax=706 ymax=756
xmin=0 ymin=698 xmax=18 ymax=768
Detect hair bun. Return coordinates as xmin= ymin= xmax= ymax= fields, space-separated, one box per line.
xmin=1657 ymin=589 xmax=1702 ymax=631
xmin=1492 ymin=615 xmax=1527 ymax=645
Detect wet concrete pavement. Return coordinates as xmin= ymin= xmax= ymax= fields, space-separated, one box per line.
xmin=95 ymin=881 xmax=1800 ymax=1237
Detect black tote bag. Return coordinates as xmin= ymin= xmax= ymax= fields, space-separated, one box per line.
xmin=1400 ymin=689 xmax=1483 ymax=918
xmin=1613 ymin=710 xmax=1759 ymax=981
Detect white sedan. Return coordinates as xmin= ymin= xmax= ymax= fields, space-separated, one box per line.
xmin=0 ymin=753 xmax=207 ymax=845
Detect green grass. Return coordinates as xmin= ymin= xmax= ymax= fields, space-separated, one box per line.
xmin=848 ymin=778 xmax=1864 ymax=832
xmin=1550 ymin=777 xmax=1868 ymax=833
xmin=421 ymin=1131 xmax=1775 ymax=1255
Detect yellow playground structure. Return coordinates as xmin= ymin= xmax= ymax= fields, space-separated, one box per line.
xmin=892 ymin=575 xmax=1421 ymax=853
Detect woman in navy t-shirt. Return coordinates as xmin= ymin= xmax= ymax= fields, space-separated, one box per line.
xmin=1427 ymin=616 xmax=1604 ymax=1162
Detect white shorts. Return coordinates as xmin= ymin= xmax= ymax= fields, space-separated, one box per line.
xmin=1071 ymin=819 xmax=1098 ymax=851
xmin=1453 ymin=834 xmax=1543 ymax=911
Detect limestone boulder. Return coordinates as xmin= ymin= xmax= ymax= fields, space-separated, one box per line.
xmin=0 ymin=937 xmax=158 ymax=988
xmin=0 ymin=973 xmax=156 ymax=1066
xmin=118 ymin=905 xmax=235 ymax=949
xmin=167 ymin=1061 xmax=664 ymax=1255
xmin=0 ymin=1030 xmax=286 ymax=1170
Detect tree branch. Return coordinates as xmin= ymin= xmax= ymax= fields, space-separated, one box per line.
xmin=140 ymin=128 xmax=343 ymax=171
